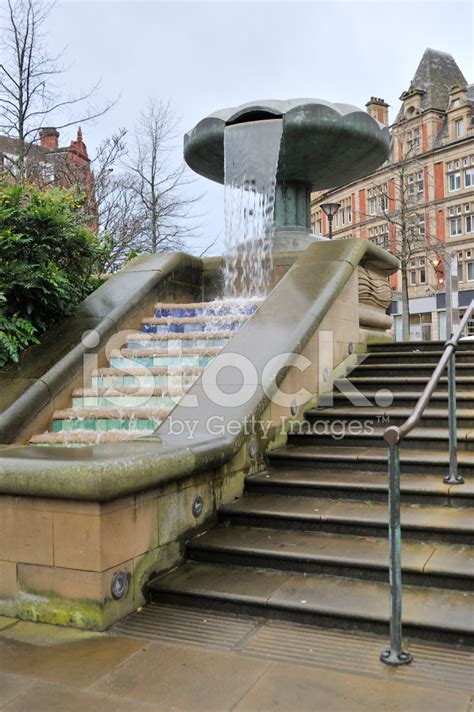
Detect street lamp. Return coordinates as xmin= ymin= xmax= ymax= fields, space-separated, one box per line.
xmin=320 ymin=202 xmax=341 ymax=240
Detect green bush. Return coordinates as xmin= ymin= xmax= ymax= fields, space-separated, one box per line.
xmin=0 ymin=182 xmax=103 ymax=367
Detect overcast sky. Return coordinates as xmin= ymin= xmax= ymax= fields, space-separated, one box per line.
xmin=32 ymin=1 xmax=474 ymax=252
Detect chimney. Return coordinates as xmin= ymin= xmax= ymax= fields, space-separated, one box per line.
xmin=40 ymin=127 xmax=59 ymax=151
xmin=366 ymin=97 xmax=389 ymax=126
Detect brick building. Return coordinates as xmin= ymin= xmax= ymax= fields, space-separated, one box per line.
xmin=0 ymin=127 xmax=96 ymax=220
xmin=311 ymin=48 xmax=474 ymax=340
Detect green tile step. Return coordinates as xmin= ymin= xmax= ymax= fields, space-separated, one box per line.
xmin=148 ymin=561 xmax=474 ymax=642
xmin=245 ymin=469 xmax=474 ymax=504
xmin=219 ymin=493 xmax=474 ymax=543
xmin=91 ymin=366 xmax=202 ymax=389
xmin=71 ymin=386 xmax=189 ymax=409
xmin=188 ymin=526 xmax=473 ymax=588
xmin=49 ymin=406 xmax=168 ymax=431
xmin=268 ymin=444 xmax=473 ymax=476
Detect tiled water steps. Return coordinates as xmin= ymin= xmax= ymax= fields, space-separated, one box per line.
xmin=72 ymin=386 xmax=188 ymax=408
xmin=188 ymin=526 xmax=473 ymax=589
xmin=141 ymin=313 xmax=251 ymax=333
xmin=91 ymin=366 xmax=203 ymax=388
xmin=30 ymin=298 xmax=260 ymax=446
xmin=246 ymin=469 xmax=474 ymax=505
xmin=148 ymin=562 xmax=473 ymax=643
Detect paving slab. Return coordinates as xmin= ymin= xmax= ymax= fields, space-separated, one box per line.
xmin=232 ymin=660 xmax=472 ymax=712
xmin=0 ymin=683 xmax=161 ymax=712
xmin=0 ymin=634 xmax=146 ymax=688
xmin=0 ymin=671 xmax=33 ymax=707
xmin=94 ymin=640 xmax=271 ymax=712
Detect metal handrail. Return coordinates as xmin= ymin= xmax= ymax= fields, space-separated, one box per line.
xmin=381 ymin=299 xmax=474 ymax=667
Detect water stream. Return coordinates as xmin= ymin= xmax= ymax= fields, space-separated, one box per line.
xmin=223 ymin=118 xmax=283 ymax=298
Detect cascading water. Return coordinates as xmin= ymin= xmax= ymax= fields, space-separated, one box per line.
xmin=223 ymin=118 xmax=283 ymax=298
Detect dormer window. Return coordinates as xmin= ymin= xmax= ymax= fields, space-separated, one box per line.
xmin=452 ymin=99 xmax=460 ymax=109
xmin=455 ymin=118 xmax=465 ymax=138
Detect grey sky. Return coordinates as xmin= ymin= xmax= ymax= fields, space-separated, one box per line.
xmin=36 ymin=1 xmax=474 ymax=252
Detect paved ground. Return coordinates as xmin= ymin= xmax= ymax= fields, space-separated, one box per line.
xmin=0 ymin=611 xmax=472 ymax=711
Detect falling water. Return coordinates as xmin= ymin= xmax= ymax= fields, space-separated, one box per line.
xmin=223 ymin=118 xmax=283 ymax=298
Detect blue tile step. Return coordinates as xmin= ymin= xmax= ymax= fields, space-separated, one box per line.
xmin=126 ymin=332 xmax=231 ymax=350
xmin=141 ymin=314 xmax=250 ymax=334
xmin=154 ymin=299 xmax=261 ymax=318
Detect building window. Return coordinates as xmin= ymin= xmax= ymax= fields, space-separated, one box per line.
xmin=380 ymin=189 xmax=389 ymax=212
xmin=345 ymin=204 xmax=352 ymax=223
xmin=467 ymin=261 xmax=474 ymax=281
xmin=407 ymin=175 xmax=415 ymax=197
xmin=455 ymin=118 xmax=465 ymax=138
xmin=416 ymin=170 xmax=424 ymax=197
xmin=409 ymin=269 xmax=417 ymax=286
xmin=466 ymin=215 xmax=474 ymax=233
xmin=419 ymin=258 xmax=426 ymax=284
xmin=368 ymin=196 xmax=376 ymax=216
xmin=464 ymin=167 xmax=474 ymax=188
xmin=419 ymin=215 xmax=426 ymax=238
xmin=450 ymin=216 xmax=462 ymax=236
xmin=448 ymin=171 xmax=461 ymax=192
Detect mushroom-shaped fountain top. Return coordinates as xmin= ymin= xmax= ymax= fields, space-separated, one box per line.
xmin=184 ymin=98 xmax=391 ymax=191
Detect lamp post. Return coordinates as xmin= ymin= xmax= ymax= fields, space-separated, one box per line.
xmin=320 ymin=202 xmax=341 ymax=240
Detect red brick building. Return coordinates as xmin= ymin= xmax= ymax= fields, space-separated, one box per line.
xmin=0 ymin=127 xmax=96 ymax=222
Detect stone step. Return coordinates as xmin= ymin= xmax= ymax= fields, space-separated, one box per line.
xmin=148 ymin=561 xmax=474 ymax=643
xmin=331 ymin=389 xmax=474 ymax=406
xmin=268 ymin=445 xmax=473 ymax=477
xmin=189 ymin=526 xmax=473 ymax=589
xmin=364 ymin=351 xmax=474 ymax=364
xmin=305 ymin=406 xmax=474 ymax=429
xmin=351 ymin=363 xmax=474 ymax=378
xmin=219 ymin=493 xmax=474 ymax=543
xmin=367 ymin=340 xmax=474 ymax=353
xmin=246 ymin=469 xmax=474 ymax=506
xmin=342 ymin=376 xmax=474 ymax=392
xmin=287 ymin=426 xmax=474 ymax=452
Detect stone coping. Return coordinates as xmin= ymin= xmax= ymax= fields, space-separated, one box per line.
xmin=0 ymin=240 xmax=399 ymax=501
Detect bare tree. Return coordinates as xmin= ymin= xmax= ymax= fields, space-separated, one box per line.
xmin=361 ymin=126 xmax=445 ymax=340
xmin=126 ymin=99 xmax=202 ymax=254
xmin=0 ymin=0 xmax=112 ymax=179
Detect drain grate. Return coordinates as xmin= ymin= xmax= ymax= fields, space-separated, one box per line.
xmin=243 ymin=620 xmax=474 ymax=693
xmin=113 ymin=603 xmax=259 ymax=649
xmin=114 ymin=604 xmax=473 ymax=693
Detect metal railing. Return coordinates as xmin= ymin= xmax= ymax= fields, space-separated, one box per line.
xmin=380 ymin=300 xmax=474 ymax=667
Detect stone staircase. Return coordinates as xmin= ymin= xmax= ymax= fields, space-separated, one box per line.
xmin=30 ymin=299 xmax=260 ymax=446
xmin=149 ymin=341 xmax=474 ymax=644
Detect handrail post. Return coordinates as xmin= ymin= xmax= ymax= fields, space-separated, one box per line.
xmin=444 ymin=348 xmax=464 ymax=485
xmin=381 ymin=427 xmax=413 ymax=666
